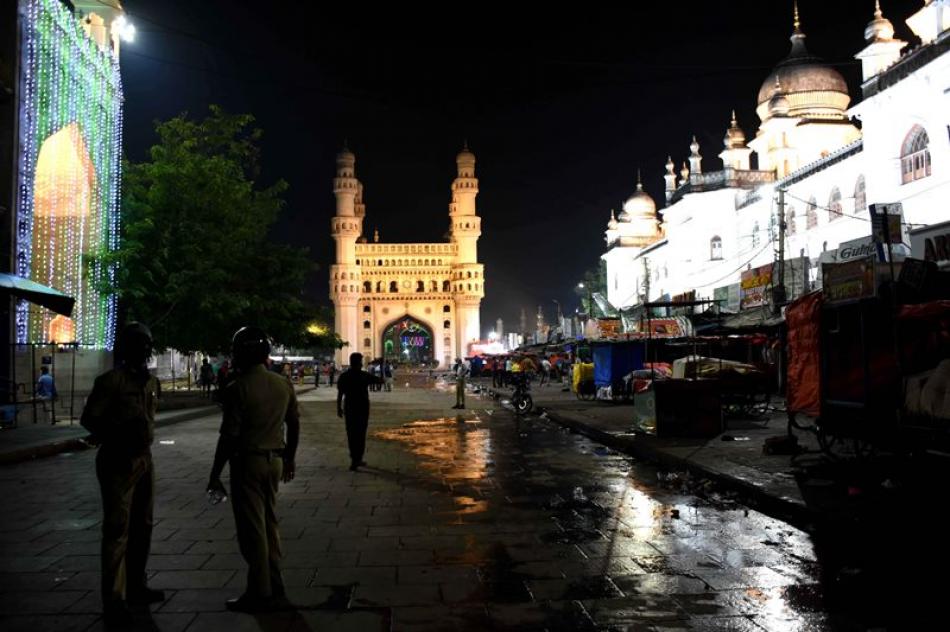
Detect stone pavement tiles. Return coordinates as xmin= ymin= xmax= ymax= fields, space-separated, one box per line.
xmin=0 ymin=378 xmax=852 ymax=631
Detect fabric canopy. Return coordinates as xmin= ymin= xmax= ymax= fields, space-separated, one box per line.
xmin=0 ymin=273 xmax=75 ymax=317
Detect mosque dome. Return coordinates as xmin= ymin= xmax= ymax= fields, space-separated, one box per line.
xmin=619 ymin=181 xmax=657 ymax=223
xmin=756 ymin=11 xmax=850 ymax=122
xmin=865 ymin=1 xmax=895 ymax=42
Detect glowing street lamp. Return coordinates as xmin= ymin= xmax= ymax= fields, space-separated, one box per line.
xmin=112 ymin=15 xmax=136 ymax=42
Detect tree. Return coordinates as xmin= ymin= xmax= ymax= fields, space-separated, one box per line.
xmin=574 ymin=260 xmax=608 ymax=316
xmin=101 ymin=106 xmax=317 ymax=353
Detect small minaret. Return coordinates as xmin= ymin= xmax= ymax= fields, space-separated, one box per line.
xmin=679 ymin=162 xmax=690 ymax=188
xmin=536 ymin=305 xmax=545 ymax=334
xmin=720 ymin=110 xmax=752 ymax=170
xmin=496 ymin=318 xmax=504 ymax=338
xmin=330 ymin=145 xmax=363 ymax=365
xmin=688 ymin=136 xmax=702 ymax=176
xmin=664 ymin=156 xmax=677 ymax=202
xmin=856 ymin=1 xmax=907 ymax=84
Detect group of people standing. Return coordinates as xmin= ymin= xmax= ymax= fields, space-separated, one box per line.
xmin=365 ymin=359 xmax=394 ymax=392
xmin=487 ymin=353 xmax=572 ymax=389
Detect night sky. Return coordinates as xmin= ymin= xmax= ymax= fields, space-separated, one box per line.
xmin=119 ymin=0 xmax=924 ymax=337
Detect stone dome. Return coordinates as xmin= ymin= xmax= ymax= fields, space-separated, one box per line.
xmin=619 ymin=182 xmax=656 ymax=222
xmin=756 ymin=28 xmax=850 ymax=121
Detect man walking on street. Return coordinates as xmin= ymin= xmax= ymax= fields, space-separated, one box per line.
xmin=81 ymin=323 xmax=165 ymax=626
xmin=452 ymin=357 xmax=469 ymax=409
xmin=328 ymin=360 xmax=337 ymax=387
xmin=337 ymin=353 xmax=382 ymax=471
xmin=207 ymin=327 xmax=300 ymax=613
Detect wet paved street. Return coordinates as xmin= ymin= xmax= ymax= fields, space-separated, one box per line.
xmin=0 ymin=378 xmax=849 ymax=631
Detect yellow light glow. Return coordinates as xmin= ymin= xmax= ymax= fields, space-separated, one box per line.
xmin=307 ymin=323 xmax=328 ymax=335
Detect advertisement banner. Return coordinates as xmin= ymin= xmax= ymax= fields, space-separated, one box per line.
xmin=740 ymin=264 xmax=773 ymax=310
xmin=713 ymin=284 xmax=741 ymax=313
xmin=822 ymin=257 xmax=876 ymax=304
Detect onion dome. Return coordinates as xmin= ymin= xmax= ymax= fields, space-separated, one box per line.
xmin=619 ymin=173 xmax=657 ymax=222
xmin=723 ymin=110 xmax=746 ymax=149
xmin=456 ymin=140 xmax=476 ymax=166
xmin=756 ymin=2 xmax=850 ymax=121
xmin=865 ymin=1 xmax=896 ymax=42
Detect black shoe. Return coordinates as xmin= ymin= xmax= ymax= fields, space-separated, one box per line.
xmin=127 ymin=586 xmax=165 ymax=605
xmin=103 ymin=601 xmax=133 ymax=627
xmin=225 ymin=594 xmax=273 ymax=613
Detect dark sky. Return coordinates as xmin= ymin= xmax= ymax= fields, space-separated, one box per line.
xmin=119 ymin=0 xmax=923 ymax=336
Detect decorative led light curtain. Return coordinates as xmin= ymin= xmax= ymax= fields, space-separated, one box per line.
xmin=16 ymin=0 xmax=122 ymax=348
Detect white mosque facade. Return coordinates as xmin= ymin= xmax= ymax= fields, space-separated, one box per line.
xmin=603 ymin=1 xmax=950 ymax=313
xmin=330 ymin=147 xmax=484 ymax=367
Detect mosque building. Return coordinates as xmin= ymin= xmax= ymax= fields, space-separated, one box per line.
xmin=603 ymin=1 xmax=949 ymax=314
xmin=330 ymin=146 xmax=484 ymax=367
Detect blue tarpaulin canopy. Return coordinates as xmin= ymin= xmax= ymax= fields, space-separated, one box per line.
xmin=593 ymin=341 xmax=645 ymax=388
xmin=0 ymin=273 xmax=74 ymax=317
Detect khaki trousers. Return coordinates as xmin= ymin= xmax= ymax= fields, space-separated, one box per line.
xmin=230 ymin=453 xmax=284 ymax=599
xmin=456 ymin=377 xmax=466 ymax=407
xmin=97 ymin=449 xmax=154 ymax=606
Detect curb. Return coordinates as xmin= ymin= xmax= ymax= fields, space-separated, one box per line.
xmin=539 ymin=407 xmax=818 ymax=532
xmin=0 ymin=405 xmax=222 ymax=466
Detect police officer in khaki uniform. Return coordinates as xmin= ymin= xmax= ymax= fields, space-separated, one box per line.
xmin=207 ymin=327 xmax=300 ymax=613
xmin=81 ymin=322 xmax=165 ymax=626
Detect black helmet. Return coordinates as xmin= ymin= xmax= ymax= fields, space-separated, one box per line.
xmin=118 ymin=322 xmax=153 ymax=366
xmin=232 ymin=326 xmax=271 ymax=366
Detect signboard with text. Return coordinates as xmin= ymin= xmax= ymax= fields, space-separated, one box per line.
xmin=740 ymin=264 xmax=773 ymax=310
xmin=910 ymin=220 xmax=950 ymax=270
xmin=822 ymin=257 xmax=876 ymax=304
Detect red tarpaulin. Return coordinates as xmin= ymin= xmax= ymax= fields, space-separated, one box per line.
xmin=786 ymin=291 xmax=822 ymax=417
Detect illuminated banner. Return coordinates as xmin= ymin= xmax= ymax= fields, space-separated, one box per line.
xmin=15 ymin=0 xmax=122 ymax=347
xmin=740 ymin=264 xmax=773 ymax=310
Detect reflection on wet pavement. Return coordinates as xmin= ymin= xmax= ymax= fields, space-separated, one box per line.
xmin=368 ymin=408 xmax=850 ymax=631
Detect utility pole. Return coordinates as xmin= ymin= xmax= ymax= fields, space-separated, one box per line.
xmin=773 ymin=187 xmax=787 ymax=315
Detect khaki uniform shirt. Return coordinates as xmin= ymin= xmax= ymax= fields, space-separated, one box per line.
xmin=81 ymin=367 xmax=160 ymax=455
xmin=220 ymin=364 xmax=299 ymax=451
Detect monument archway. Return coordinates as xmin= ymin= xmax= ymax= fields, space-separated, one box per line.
xmin=381 ymin=316 xmax=434 ymax=366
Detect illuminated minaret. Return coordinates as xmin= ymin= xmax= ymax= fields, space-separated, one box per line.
xmin=330 ymin=145 xmax=363 ymax=365
xmin=449 ymin=143 xmax=484 ymax=356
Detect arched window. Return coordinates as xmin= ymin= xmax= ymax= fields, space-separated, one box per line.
xmin=806 ymin=197 xmax=818 ymax=229
xmin=854 ymin=175 xmax=867 ymax=214
xmin=430 ymin=280 xmax=438 ymax=291
xmin=363 ymin=338 xmax=371 ymax=348
xmin=443 ymin=305 xmax=451 ymax=313
xmin=363 ymin=305 xmax=371 ymax=313
xmin=389 ymin=281 xmax=398 ymax=292
xmin=710 ymin=236 xmax=723 ymax=261
xmin=444 ymin=320 xmax=451 ymax=329
xmin=376 ymin=281 xmax=383 ymax=293
xmin=828 ymin=187 xmax=842 ymax=222
xmin=363 ymin=281 xmax=371 ymax=293
xmin=901 ymin=126 xmax=931 ymax=184
xmin=442 ymin=280 xmax=450 ymax=292
xmin=752 ymin=221 xmax=761 ymax=247
xmin=416 ymin=280 xmax=424 ymax=292
xmin=363 ymin=320 xmax=371 ymax=329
